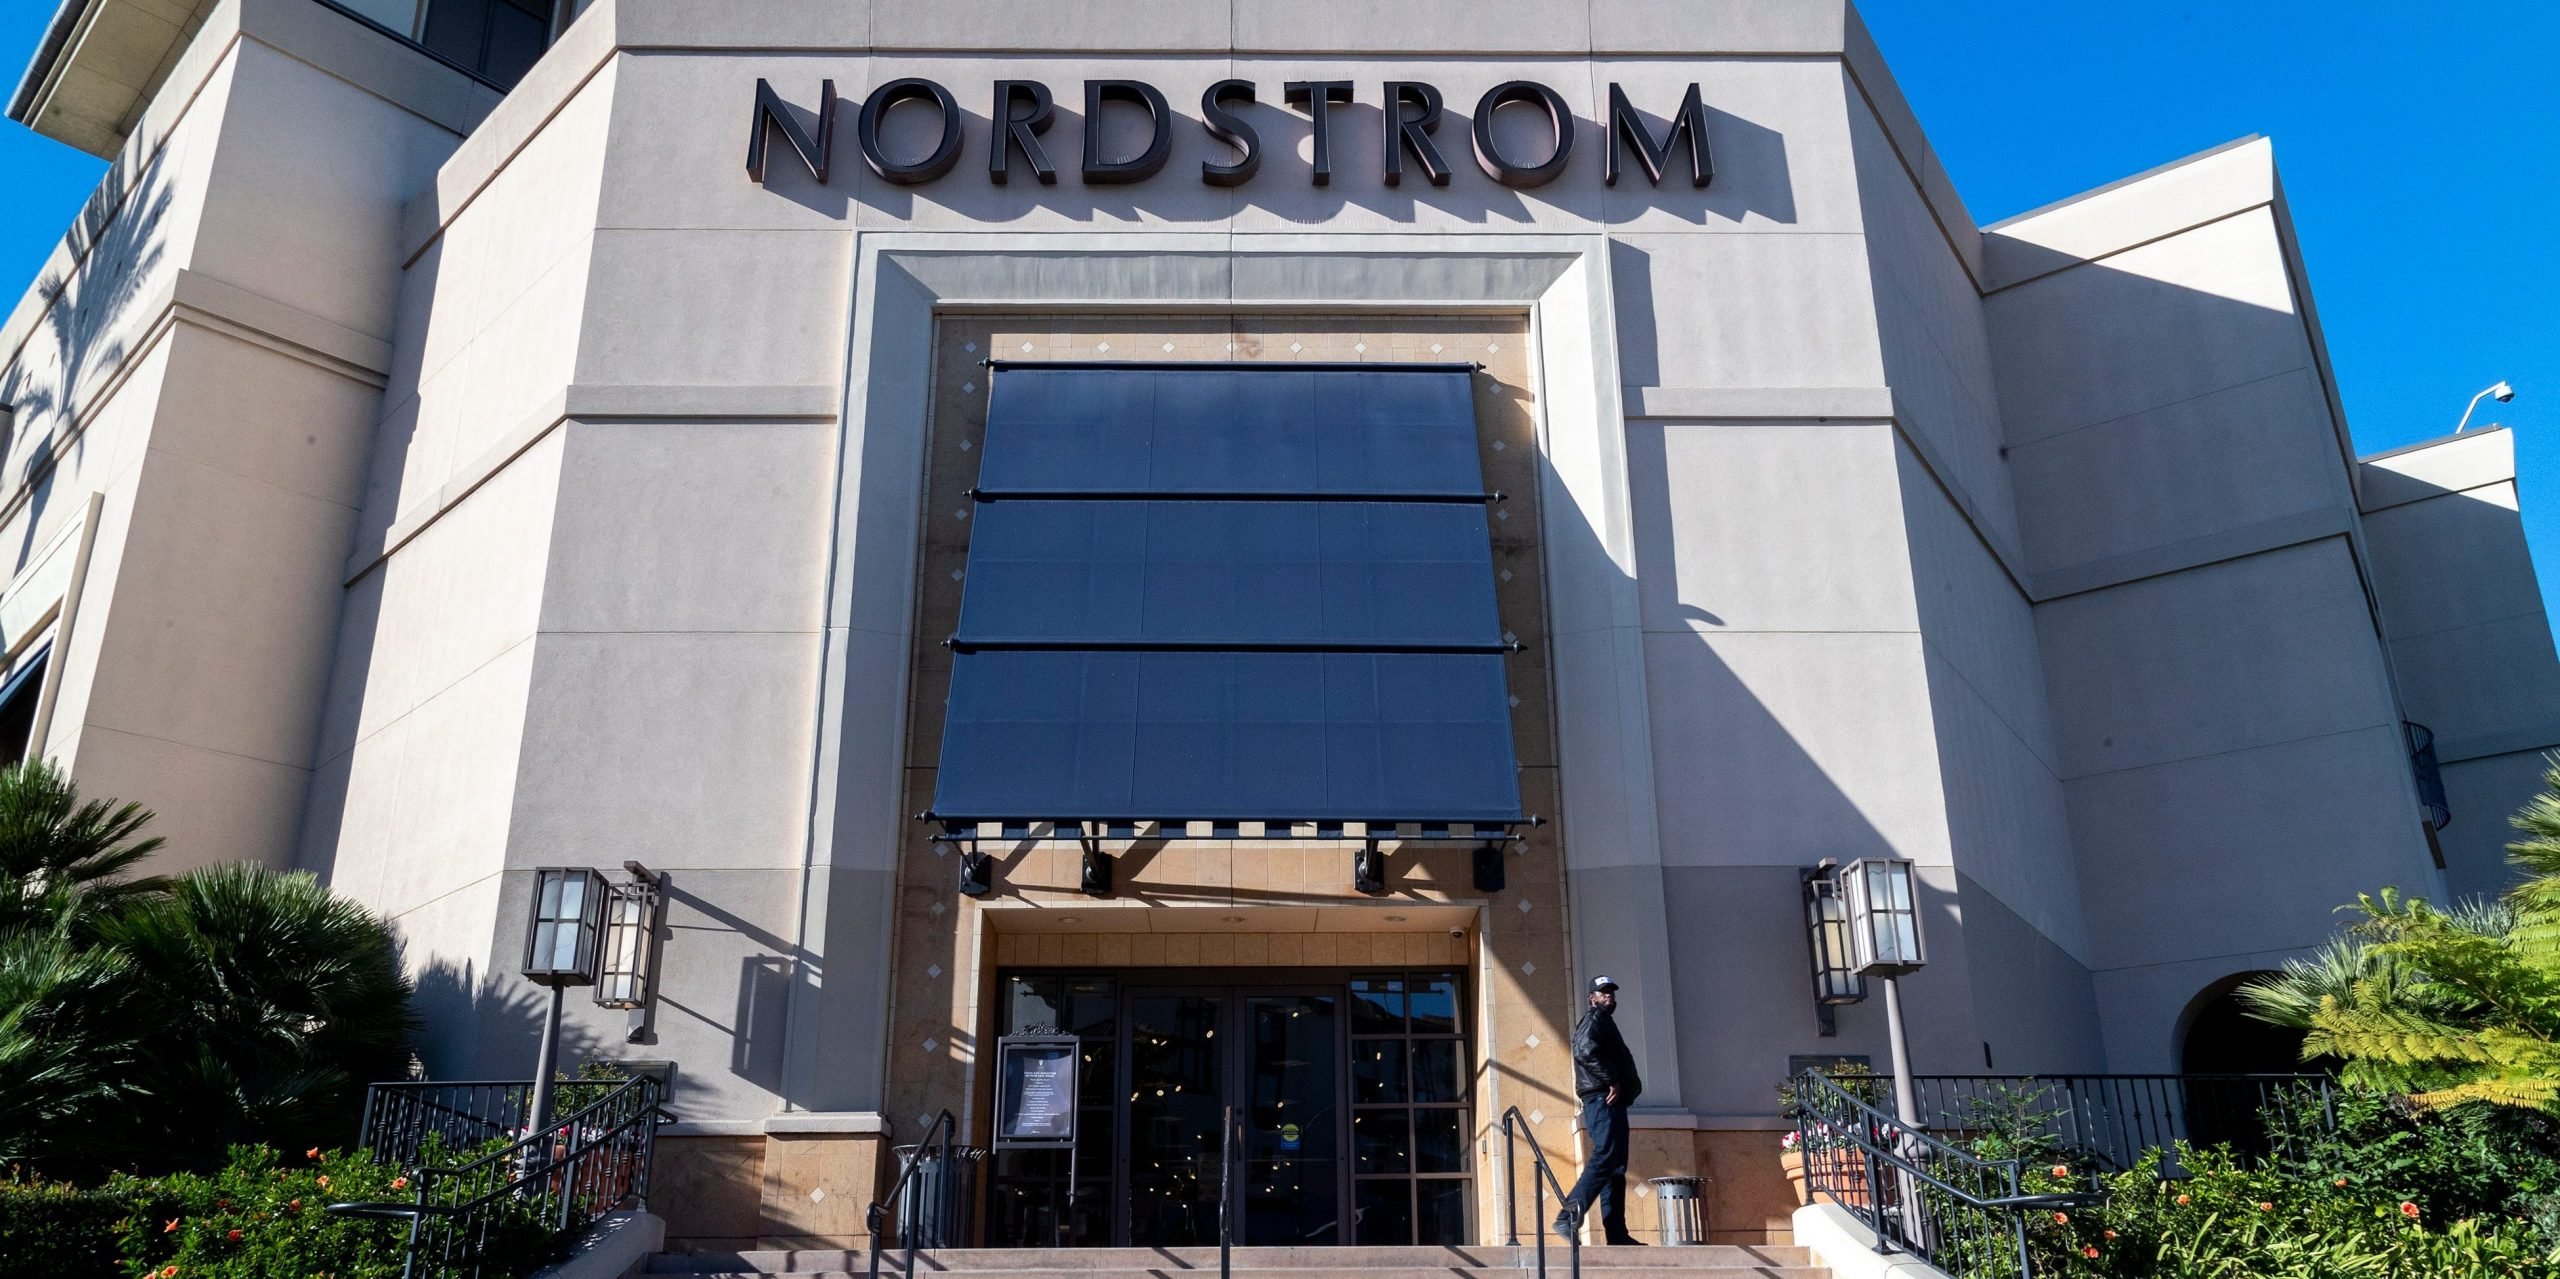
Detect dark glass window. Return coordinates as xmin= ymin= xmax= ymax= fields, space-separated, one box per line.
xmin=1349 ymin=970 xmax=1470 ymax=1244
xmin=415 ymin=0 xmax=559 ymax=89
xmin=0 ymin=644 xmax=50 ymax=768
xmin=987 ymin=974 xmax=1119 ymax=1247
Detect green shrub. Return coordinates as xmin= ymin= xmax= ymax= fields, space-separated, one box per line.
xmin=107 ymin=1144 xmax=410 ymax=1279
xmin=0 ymin=1171 xmax=171 ymax=1279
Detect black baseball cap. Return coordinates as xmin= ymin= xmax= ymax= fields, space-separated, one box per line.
xmin=1590 ymin=976 xmax=1619 ymax=992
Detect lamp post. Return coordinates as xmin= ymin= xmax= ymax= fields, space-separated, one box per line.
xmin=521 ymin=866 xmax=610 ymax=1143
xmin=1840 ymin=857 xmax=1928 ymax=1239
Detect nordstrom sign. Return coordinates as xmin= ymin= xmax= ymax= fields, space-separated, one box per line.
xmin=746 ymin=77 xmax=1713 ymax=190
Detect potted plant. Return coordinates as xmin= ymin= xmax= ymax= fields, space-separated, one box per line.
xmin=1778 ymin=1129 xmax=1809 ymax=1205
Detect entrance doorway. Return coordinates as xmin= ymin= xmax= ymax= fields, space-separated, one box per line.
xmin=987 ymin=968 xmax=1473 ymax=1248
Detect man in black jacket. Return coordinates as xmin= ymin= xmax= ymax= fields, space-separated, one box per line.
xmin=1557 ymin=975 xmax=1643 ymax=1244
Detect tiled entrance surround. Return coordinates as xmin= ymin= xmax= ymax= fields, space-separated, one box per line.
xmin=895 ymin=313 xmax=1583 ymax=1249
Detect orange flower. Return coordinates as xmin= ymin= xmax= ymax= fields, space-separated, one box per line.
xmin=160 ymin=1268 xmax=178 ymax=1278
xmin=2401 ymin=1202 xmax=2420 ymax=1219
xmin=2050 ymin=1164 xmax=2070 ymax=1179
xmin=2052 ymin=1211 xmax=2069 ymax=1224
xmin=163 ymin=1219 xmax=179 ymax=1234
xmin=316 ymin=1175 xmax=330 ymax=1189
xmin=2175 ymin=1193 xmax=2191 ymax=1206
xmin=305 ymin=1148 xmax=321 ymax=1160
xmin=2082 ymin=1246 xmax=2100 ymax=1259
xmin=286 ymin=1199 xmax=301 ymax=1212
xmin=2103 ymin=1229 xmax=2118 ymax=1239
xmin=390 ymin=1176 xmax=408 ymax=1191
xmin=227 ymin=1229 xmax=242 ymax=1242
xmin=2258 ymin=1202 xmax=2274 ymax=1213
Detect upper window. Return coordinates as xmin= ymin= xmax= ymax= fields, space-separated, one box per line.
xmin=0 ymin=641 xmax=51 ymax=768
xmin=326 ymin=0 xmax=575 ymax=91
xmin=929 ymin=362 xmax=1523 ymax=828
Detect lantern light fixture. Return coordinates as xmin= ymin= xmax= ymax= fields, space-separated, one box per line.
xmin=595 ymin=862 xmax=663 ymax=1013
xmin=1840 ymin=856 xmax=1926 ymax=977
xmin=1801 ymin=862 xmax=1867 ymax=1014
xmin=523 ymin=866 xmax=610 ymax=986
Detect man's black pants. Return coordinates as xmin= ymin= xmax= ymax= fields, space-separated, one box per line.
xmin=1562 ymin=1094 xmax=1633 ymax=1241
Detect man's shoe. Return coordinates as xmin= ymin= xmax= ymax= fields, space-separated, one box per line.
xmin=1551 ymin=1209 xmax=1577 ymax=1238
xmin=1604 ymin=1237 xmax=1645 ymax=1247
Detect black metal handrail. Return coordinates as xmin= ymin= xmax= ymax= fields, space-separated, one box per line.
xmin=1793 ymin=1071 xmax=2097 ymax=1278
xmin=868 ymin=1109 xmax=958 ymax=1279
xmin=1499 ymin=1106 xmax=1579 ymax=1279
xmin=1894 ymin=1074 xmax=2333 ymax=1172
xmin=329 ymin=1073 xmax=668 ymax=1279
xmin=1219 ymin=1103 xmax=1236 ymax=1279
xmin=358 ymin=1081 xmax=538 ymax=1170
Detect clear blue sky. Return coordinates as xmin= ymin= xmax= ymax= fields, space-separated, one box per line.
xmin=0 ymin=1 xmax=2552 ymax=613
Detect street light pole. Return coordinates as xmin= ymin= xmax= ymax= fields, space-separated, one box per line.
xmin=526 ymin=983 xmax=568 ymax=1140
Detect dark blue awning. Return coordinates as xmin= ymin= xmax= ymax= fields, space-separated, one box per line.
xmin=930 ymin=363 xmax=1522 ymax=828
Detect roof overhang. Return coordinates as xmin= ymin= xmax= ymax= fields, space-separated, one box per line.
xmin=9 ymin=0 xmax=217 ymax=158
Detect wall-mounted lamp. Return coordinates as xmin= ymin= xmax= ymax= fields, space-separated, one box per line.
xmin=1800 ymin=862 xmax=1866 ymax=1036
xmin=595 ymin=862 xmax=666 ymax=1044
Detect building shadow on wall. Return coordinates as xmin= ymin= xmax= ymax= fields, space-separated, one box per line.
xmin=410 ymin=955 xmax=609 ymax=1084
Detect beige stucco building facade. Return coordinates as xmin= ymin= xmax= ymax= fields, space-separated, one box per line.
xmin=6 ymin=0 xmax=2558 ymax=1252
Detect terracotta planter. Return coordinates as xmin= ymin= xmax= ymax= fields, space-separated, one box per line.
xmin=1779 ymin=1150 xmax=1809 ymax=1206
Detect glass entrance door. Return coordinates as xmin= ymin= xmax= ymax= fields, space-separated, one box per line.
xmin=1122 ymin=987 xmax=1345 ymax=1245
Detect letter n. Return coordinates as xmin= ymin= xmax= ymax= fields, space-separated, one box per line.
xmin=748 ymin=78 xmax=836 ymax=184
xmin=1606 ymin=82 xmax=1711 ymax=187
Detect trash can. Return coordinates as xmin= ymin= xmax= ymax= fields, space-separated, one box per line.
xmin=892 ymin=1143 xmax=984 ymax=1247
xmin=1649 ymin=1176 xmax=1707 ymax=1246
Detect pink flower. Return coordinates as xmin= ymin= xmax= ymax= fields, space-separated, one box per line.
xmin=2050 ymin=1164 xmax=2070 ymax=1179
xmin=2081 ymin=1246 xmax=2099 ymax=1259
xmin=2051 ymin=1211 xmax=2069 ymax=1225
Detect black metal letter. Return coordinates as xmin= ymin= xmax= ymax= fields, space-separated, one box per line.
xmin=1383 ymin=81 xmax=1450 ymax=187
xmin=991 ymin=80 xmax=1057 ymax=185
xmin=1471 ymin=80 xmax=1574 ymax=188
xmin=747 ymin=78 xmax=835 ymax=185
xmin=1606 ymin=82 xmax=1712 ymax=187
xmin=858 ymin=78 xmax=963 ymax=184
xmin=1201 ymin=79 xmax=1260 ymax=186
xmin=1083 ymin=80 xmax=1172 ymax=184
xmin=1284 ymin=80 xmax=1353 ymax=185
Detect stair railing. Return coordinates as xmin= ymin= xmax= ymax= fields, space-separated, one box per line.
xmin=1219 ymin=1103 xmax=1237 ymax=1279
xmin=1793 ymin=1070 xmax=2098 ymax=1277
xmin=868 ymin=1109 xmax=958 ymax=1279
xmin=1499 ymin=1106 xmax=1579 ymax=1279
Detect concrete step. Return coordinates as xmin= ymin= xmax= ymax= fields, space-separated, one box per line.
xmin=645 ymin=1246 xmax=1821 ymax=1277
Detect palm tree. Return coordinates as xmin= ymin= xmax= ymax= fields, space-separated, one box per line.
xmin=91 ymin=863 xmax=419 ymax=1169
xmin=0 ymin=930 xmax=135 ymax=1163
xmin=2240 ymin=759 xmax=2560 ymax=1112
xmin=0 ymin=759 xmax=164 ymax=937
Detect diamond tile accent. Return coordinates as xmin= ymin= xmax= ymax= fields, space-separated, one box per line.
xmin=811 ymin=1187 xmax=828 ymax=1203
xmin=927 ymin=964 xmax=943 ymax=978
xmin=958 ymin=438 xmax=973 ymax=451
xmin=922 ymin=1037 xmax=939 ymax=1053
xmin=1162 ymin=341 xmax=1177 ymax=353
xmin=930 ymin=900 xmax=947 ymax=916
xmin=1529 ymin=1109 xmax=1545 ymax=1126
xmin=963 ymin=342 xmax=978 ymax=354
xmin=1096 ymin=341 xmax=1111 ymax=353
xmin=1525 ymin=1034 xmax=1541 ymax=1049
xmin=1488 ymin=341 xmax=1502 ymax=353
xmin=1634 ymin=1184 xmax=1651 ymax=1199
xmin=1020 ymin=341 xmax=1035 ymax=352
xmin=954 ymin=508 xmax=970 ymax=521
xmin=950 ymin=569 xmax=963 ymax=580
xmin=1495 ymin=509 xmax=1510 ymax=522
xmin=1521 ymin=960 xmax=1537 ymax=975
xmin=1502 ymin=630 xmax=1517 ymax=644
xmin=961 ymin=381 xmax=976 ymax=394
xmin=1289 ymin=342 xmax=1305 ymax=353
xmin=1509 ymin=695 xmax=1522 ymax=708
xmin=919 ymin=1113 xmax=933 ymax=1127
xmin=1430 ymin=343 xmax=1445 ymax=354
xmin=1491 ymin=439 xmax=1507 ymax=451
xmin=1499 ymin=568 xmax=1514 ymax=582
xmin=1518 ymin=898 xmax=1533 ymax=914
xmin=1354 ymin=342 xmax=1367 ymax=353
